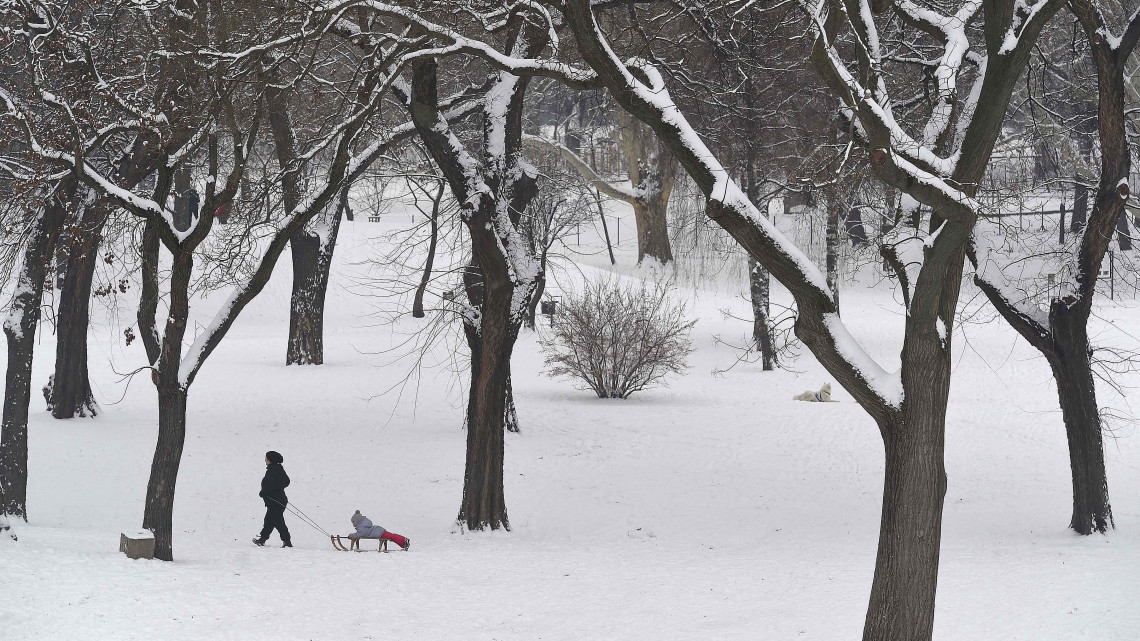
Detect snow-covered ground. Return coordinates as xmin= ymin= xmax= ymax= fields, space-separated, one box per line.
xmin=2 ymin=211 xmax=1139 ymax=640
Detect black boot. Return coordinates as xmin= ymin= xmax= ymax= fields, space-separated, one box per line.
xmin=252 ymin=537 xmax=266 ymax=546
xmin=281 ymin=541 xmax=292 ymax=548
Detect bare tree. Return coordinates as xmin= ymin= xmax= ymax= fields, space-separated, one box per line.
xmin=971 ymin=2 xmax=1140 ymax=535
xmin=552 ymin=1 xmax=1061 ymax=639
xmin=0 ymin=180 xmax=72 ymax=519
xmin=397 ymin=18 xmax=550 ymax=529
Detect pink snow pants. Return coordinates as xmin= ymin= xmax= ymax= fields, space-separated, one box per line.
xmin=381 ymin=532 xmax=407 ymax=548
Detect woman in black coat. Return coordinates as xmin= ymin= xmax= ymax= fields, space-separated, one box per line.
xmin=253 ymin=450 xmax=292 ymax=547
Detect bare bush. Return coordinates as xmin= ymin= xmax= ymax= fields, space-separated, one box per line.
xmin=541 ymin=278 xmax=695 ymax=398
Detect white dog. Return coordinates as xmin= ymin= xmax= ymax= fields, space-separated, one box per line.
xmin=793 ymin=383 xmax=833 ymax=402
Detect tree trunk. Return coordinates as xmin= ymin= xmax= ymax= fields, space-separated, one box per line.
xmin=411 ymin=203 xmax=439 ymax=319
xmin=864 ymin=419 xmax=947 ymax=641
xmin=1115 ymin=210 xmax=1131 ymax=250
xmin=286 ymin=213 xmax=342 ymax=365
xmin=617 ymin=111 xmax=676 ymax=265
xmin=524 ymin=268 xmax=547 ymax=330
xmin=748 ymin=258 xmax=776 ymax=370
xmin=504 ymin=370 xmax=520 ymax=433
xmin=826 ymin=203 xmax=841 ymax=312
xmin=1047 ymin=309 xmax=1112 ymax=534
xmin=1072 ymin=180 xmax=1088 ymax=232
xmin=632 ymin=198 xmax=674 ymax=265
xmin=141 ymin=243 xmax=194 ymax=562
xmin=845 ymin=208 xmax=868 ymax=246
xmin=864 ymin=316 xmax=951 ymax=641
xmin=137 ymin=221 xmax=162 ymax=365
xmin=594 ymin=188 xmax=617 ymax=265
xmin=0 ymin=190 xmax=69 ymax=519
xmin=46 ymin=198 xmax=111 ymax=418
xmin=266 ymin=80 xmax=345 ymax=366
xmin=141 ymin=386 xmax=188 ymax=561
xmin=457 ymin=274 xmax=515 ymax=529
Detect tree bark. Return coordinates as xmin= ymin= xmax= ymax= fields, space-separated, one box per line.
xmin=862 ymin=254 xmax=955 ymax=641
xmin=285 ymin=207 xmax=344 ymax=366
xmin=1047 ymin=309 xmax=1112 ymax=534
xmin=1115 ymin=209 xmax=1131 ymax=250
xmin=405 ymin=45 xmax=544 ymax=531
xmin=141 ymin=386 xmax=188 ymax=562
xmin=142 ymin=240 xmax=195 ymax=562
xmin=524 ymin=272 xmax=547 ymax=330
xmin=748 ymin=258 xmax=776 ymax=370
xmin=137 ymin=220 xmax=162 ymax=365
xmin=286 ymin=231 xmax=326 ymax=365
xmin=287 ymin=214 xmax=343 ymax=365
xmin=412 ymin=187 xmax=441 ymax=319
xmin=456 ymin=256 xmax=516 ymax=528
xmin=265 ymin=81 xmax=345 ymax=366
xmin=45 ymin=197 xmax=111 ymax=418
xmin=826 ymin=202 xmax=841 ymax=312
xmin=0 ymin=187 xmax=69 ymax=519
xmin=1071 ymin=179 xmax=1088 ymax=232
xmin=457 ymin=271 xmax=515 ymax=529
xmin=504 ymin=370 xmax=520 ymax=434
xmin=865 ymin=417 xmax=947 ymax=641
xmin=617 ymin=111 xmax=676 ymax=265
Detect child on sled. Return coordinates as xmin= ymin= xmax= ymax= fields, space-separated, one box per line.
xmin=349 ymin=510 xmax=410 ymax=551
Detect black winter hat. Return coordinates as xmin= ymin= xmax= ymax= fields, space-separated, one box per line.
xmin=265 ymin=450 xmax=283 ymax=464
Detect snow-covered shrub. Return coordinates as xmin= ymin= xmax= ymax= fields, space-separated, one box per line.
xmin=541 ymin=278 xmax=695 ymax=398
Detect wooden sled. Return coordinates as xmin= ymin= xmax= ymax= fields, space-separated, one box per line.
xmin=331 ymin=534 xmax=388 ymax=552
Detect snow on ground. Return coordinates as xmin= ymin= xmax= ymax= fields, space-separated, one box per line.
xmin=2 ymin=211 xmax=1139 ymax=640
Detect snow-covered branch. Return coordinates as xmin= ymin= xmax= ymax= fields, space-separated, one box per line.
xmin=521 ymin=134 xmax=642 ymax=202
xmin=559 ymin=0 xmax=902 ymax=418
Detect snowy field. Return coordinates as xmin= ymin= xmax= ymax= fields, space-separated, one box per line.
xmin=2 ymin=211 xmax=1139 ymax=640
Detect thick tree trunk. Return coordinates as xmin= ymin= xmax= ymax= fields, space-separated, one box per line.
xmin=864 ymin=312 xmax=951 ymax=641
xmin=46 ymin=198 xmax=111 ymax=418
xmin=748 ymin=258 xmax=776 ymax=370
xmin=632 ymin=198 xmax=674 ymax=265
xmin=457 ymin=274 xmax=515 ymax=530
xmin=266 ymin=80 xmax=345 ymax=366
xmin=617 ymin=111 xmax=676 ymax=265
xmin=286 ymin=212 xmax=342 ymax=365
xmin=865 ymin=421 xmax=947 ymax=641
xmin=141 ymin=387 xmax=188 ymax=561
xmin=141 ymin=243 xmax=195 ymax=562
xmin=0 ymin=191 xmax=69 ymax=519
xmin=1048 ymin=309 xmax=1112 ymax=534
xmin=287 ymin=233 xmax=324 ymax=364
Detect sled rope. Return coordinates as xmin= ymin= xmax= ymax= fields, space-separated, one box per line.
xmin=266 ymin=497 xmax=332 ymax=537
